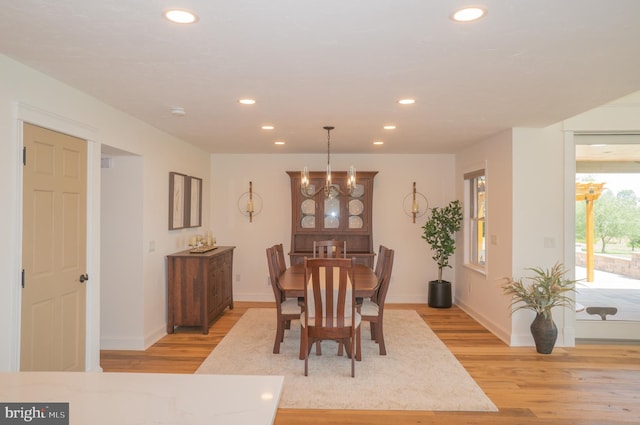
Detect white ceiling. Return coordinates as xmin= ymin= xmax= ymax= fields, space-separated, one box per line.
xmin=2 ymin=0 xmax=640 ymax=154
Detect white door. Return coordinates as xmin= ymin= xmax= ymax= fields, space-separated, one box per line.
xmin=21 ymin=123 xmax=87 ymax=371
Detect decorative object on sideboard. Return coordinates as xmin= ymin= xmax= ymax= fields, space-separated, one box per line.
xmin=237 ymin=181 xmax=263 ymax=222
xmin=188 ymin=230 xmax=216 ymax=253
xmin=300 ymin=126 xmax=356 ymax=199
xmin=403 ymin=181 xmax=428 ymax=223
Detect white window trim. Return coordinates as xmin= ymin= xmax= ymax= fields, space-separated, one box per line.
xmin=463 ymin=163 xmax=488 ymax=276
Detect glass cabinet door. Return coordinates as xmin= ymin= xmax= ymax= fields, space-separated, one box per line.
xmin=323 ymin=188 xmax=341 ymax=229
xmin=299 ymin=183 xmax=318 ymax=231
xmin=347 ymin=183 xmax=365 ymax=230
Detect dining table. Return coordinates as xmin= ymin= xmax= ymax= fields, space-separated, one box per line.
xmin=278 ymin=262 xmax=379 ymax=298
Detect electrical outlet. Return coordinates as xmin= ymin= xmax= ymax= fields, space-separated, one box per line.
xmin=267 ymin=276 xmax=271 ymax=286
xmin=235 ymin=274 xmax=240 ymax=282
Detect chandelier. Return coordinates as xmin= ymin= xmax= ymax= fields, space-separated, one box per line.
xmin=301 ymin=126 xmax=356 ymax=198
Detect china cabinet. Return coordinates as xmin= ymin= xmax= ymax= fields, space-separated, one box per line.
xmin=287 ymin=171 xmax=377 ymax=267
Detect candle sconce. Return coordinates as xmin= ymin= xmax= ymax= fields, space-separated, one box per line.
xmin=403 ymin=182 xmax=428 ymax=223
xmin=237 ymin=181 xmax=263 ymax=222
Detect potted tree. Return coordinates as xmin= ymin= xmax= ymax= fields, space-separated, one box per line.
xmin=421 ymin=200 xmax=463 ymax=308
xmin=502 ymin=263 xmax=577 ymax=354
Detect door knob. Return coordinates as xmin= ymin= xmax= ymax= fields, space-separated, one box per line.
xmin=79 ymin=274 xmax=89 ymax=283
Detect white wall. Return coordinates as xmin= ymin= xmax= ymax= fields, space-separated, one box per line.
xmin=511 ymin=124 xmax=574 ymax=346
xmin=210 ymin=154 xmax=456 ymax=304
xmin=564 ymin=91 xmax=640 ymax=132
xmin=100 ymin=155 xmax=144 ymax=349
xmin=454 ymin=129 xmax=514 ymax=343
xmin=0 ymin=55 xmax=211 ymax=371
xmin=455 ymin=125 xmax=576 ymax=347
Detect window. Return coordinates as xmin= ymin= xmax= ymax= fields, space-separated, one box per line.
xmin=465 ymin=169 xmax=486 ymax=269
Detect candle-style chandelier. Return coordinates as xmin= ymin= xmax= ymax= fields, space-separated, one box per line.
xmin=301 ymin=126 xmax=356 ymax=198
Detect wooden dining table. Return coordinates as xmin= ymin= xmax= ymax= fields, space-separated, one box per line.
xmin=278 ymin=263 xmax=379 ymax=298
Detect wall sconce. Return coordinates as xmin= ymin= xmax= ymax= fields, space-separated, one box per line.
xmin=403 ymin=182 xmax=428 ymax=223
xmin=237 ymin=181 xmax=263 ymax=222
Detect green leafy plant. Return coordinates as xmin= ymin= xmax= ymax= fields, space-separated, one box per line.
xmin=502 ymin=263 xmax=577 ymax=320
xmin=421 ymin=200 xmax=463 ymax=282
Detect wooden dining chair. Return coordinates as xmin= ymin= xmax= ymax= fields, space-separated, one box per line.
xmin=266 ymin=246 xmax=302 ymax=354
xmin=360 ymin=248 xmax=394 ymax=355
xmin=300 ymin=257 xmax=361 ymax=377
xmin=313 ymin=240 xmax=347 ymax=259
xmin=374 ymin=245 xmax=389 ymax=281
xmin=274 ymin=243 xmax=287 ymax=274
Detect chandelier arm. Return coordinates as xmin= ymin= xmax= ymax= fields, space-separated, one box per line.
xmin=301 ymin=183 xmax=355 ymax=198
xmin=301 ymin=185 xmax=325 ymax=198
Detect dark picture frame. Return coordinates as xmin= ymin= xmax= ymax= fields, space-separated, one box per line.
xmin=169 ymin=172 xmax=187 ymax=230
xmin=187 ymin=176 xmax=202 ymax=228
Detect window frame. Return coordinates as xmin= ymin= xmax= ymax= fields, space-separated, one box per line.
xmin=464 ymin=168 xmax=486 ymax=273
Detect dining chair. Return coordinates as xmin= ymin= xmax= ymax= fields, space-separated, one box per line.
xmin=300 ymin=257 xmax=361 ymax=377
xmin=266 ymin=246 xmax=302 ymax=354
xmin=313 ymin=240 xmax=347 ymax=259
xmin=374 ymin=245 xmax=389 ymax=281
xmin=360 ymin=247 xmax=394 ymax=355
xmin=274 ymin=243 xmax=287 ymax=274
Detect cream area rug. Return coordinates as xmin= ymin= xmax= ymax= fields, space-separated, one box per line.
xmin=196 ymin=308 xmax=497 ymax=411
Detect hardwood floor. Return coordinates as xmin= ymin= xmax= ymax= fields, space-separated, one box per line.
xmin=101 ymin=302 xmax=640 ymax=425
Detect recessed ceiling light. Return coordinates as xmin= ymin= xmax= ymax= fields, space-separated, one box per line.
xmin=451 ymin=6 xmax=487 ymax=22
xmin=398 ymin=99 xmax=416 ymax=105
xmin=383 ymin=125 xmax=397 ymax=130
xmin=373 ymin=141 xmax=384 ymax=145
xmin=163 ymin=9 xmax=198 ymax=24
xmin=274 ymin=140 xmax=285 ymax=145
xmin=239 ymin=99 xmax=256 ymax=105
xmin=261 ymin=125 xmax=275 ymax=130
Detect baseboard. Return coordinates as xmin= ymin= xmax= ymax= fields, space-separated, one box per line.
xmin=144 ymin=324 xmax=167 ymax=350
xmin=455 ymin=298 xmax=511 ymax=345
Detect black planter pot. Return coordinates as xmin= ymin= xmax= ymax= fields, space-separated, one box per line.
xmin=428 ymin=280 xmax=452 ymax=308
xmin=530 ymin=313 xmax=558 ymax=354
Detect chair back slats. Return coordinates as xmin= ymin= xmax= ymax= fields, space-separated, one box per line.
xmin=266 ymin=246 xmax=283 ymax=299
xmin=304 ymin=257 xmax=355 ymax=329
xmin=275 ymin=243 xmax=287 ymax=274
xmin=374 ymin=249 xmax=394 ymax=306
xmin=313 ymin=240 xmax=347 ymax=259
xmin=374 ymin=245 xmax=389 ymax=280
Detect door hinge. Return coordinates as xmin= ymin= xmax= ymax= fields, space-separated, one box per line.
xmin=21 ymin=269 xmax=25 ymax=288
xmin=22 ymin=147 xmax=26 ymax=166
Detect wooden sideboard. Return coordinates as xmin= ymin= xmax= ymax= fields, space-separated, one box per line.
xmin=287 ymin=171 xmax=377 ymax=267
xmin=166 ymin=246 xmax=235 ymax=334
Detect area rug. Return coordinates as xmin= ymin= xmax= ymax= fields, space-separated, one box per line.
xmin=196 ymin=308 xmax=497 ymax=411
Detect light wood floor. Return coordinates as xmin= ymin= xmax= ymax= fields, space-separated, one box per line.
xmin=101 ymin=302 xmax=640 ymax=425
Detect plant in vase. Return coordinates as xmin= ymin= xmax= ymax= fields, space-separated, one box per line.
xmin=421 ymin=200 xmax=463 ymax=308
xmin=502 ymin=263 xmax=577 ymax=354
